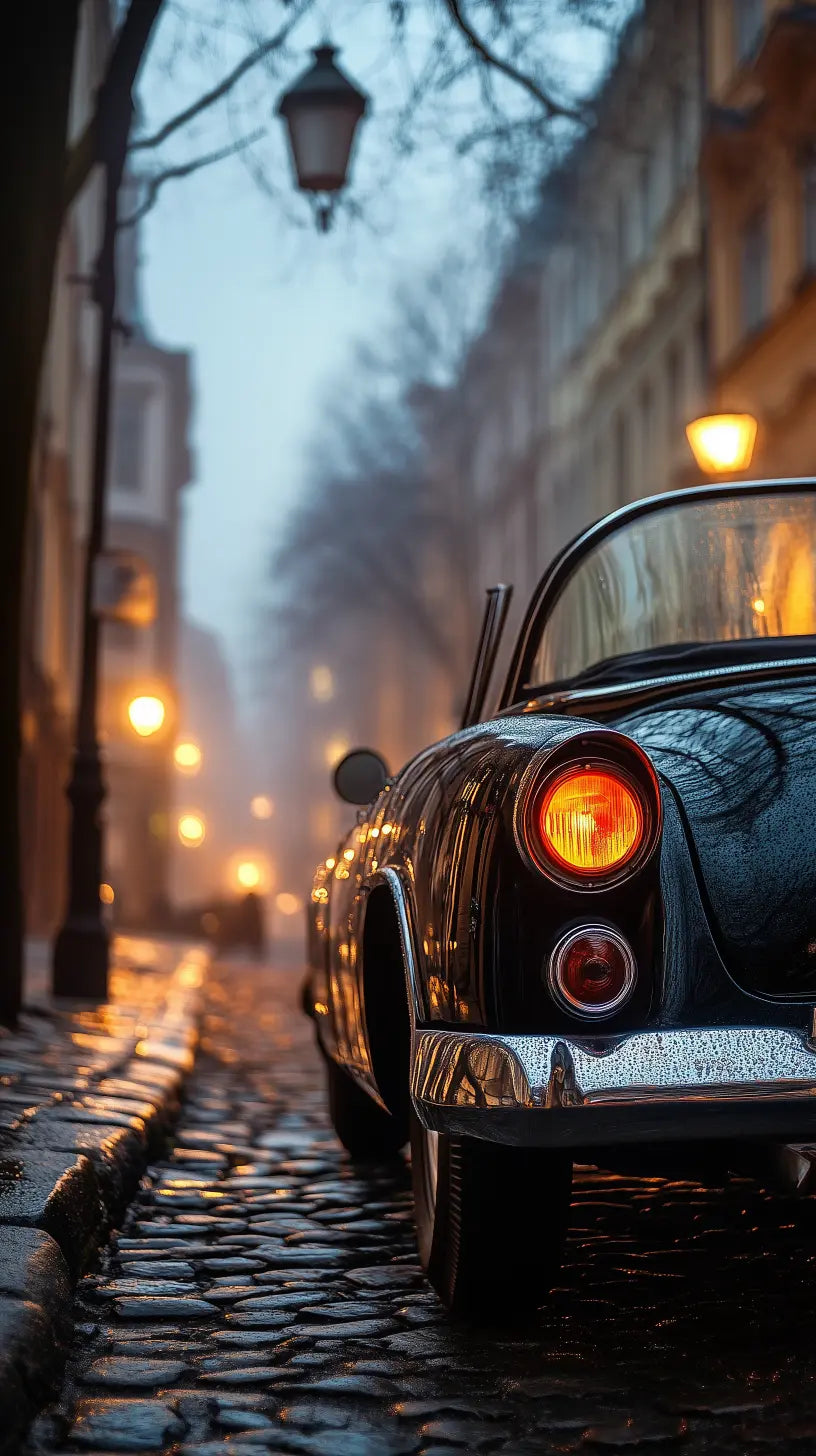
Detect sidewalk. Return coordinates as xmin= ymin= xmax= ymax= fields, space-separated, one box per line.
xmin=0 ymin=934 xmax=207 ymax=1456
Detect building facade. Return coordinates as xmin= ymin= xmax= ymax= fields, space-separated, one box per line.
xmin=433 ymin=0 xmax=708 ymax=671
xmin=703 ymin=0 xmax=816 ymax=476
xmin=20 ymin=0 xmax=111 ymax=935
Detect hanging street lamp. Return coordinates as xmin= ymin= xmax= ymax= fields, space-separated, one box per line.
xmin=277 ymin=44 xmax=369 ymax=232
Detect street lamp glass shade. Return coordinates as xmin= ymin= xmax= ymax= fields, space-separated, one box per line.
xmin=128 ymin=694 xmax=166 ymax=737
xmin=686 ymin=414 xmax=758 ymax=475
xmin=278 ymin=45 xmax=368 ymax=193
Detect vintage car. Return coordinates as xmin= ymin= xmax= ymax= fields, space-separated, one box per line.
xmin=305 ymin=478 xmax=816 ymax=1315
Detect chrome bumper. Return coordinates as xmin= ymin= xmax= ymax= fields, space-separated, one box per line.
xmin=411 ymin=1025 xmax=816 ymax=1148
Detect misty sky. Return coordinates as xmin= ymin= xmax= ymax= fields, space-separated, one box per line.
xmin=134 ymin=2 xmax=608 ymax=714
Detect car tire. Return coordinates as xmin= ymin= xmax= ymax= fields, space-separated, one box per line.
xmin=410 ymin=1109 xmax=572 ymax=1317
xmin=325 ymin=1052 xmax=407 ymax=1160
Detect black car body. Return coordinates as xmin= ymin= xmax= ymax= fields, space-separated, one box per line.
xmin=307 ymin=479 xmax=816 ymax=1313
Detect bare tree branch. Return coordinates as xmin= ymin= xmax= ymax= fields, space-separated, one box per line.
xmin=128 ymin=9 xmax=303 ymax=153
xmin=442 ymin=0 xmax=589 ymax=124
xmin=64 ymin=0 xmax=164 ymax=210
xmin=118 ymin=129 xmax=266 ymax=228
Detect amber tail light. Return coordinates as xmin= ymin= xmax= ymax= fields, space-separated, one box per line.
xmin=514 ymin=737 xmax=661 ymax=890
xmin=538 ymin=767 xmax=643 ymax=877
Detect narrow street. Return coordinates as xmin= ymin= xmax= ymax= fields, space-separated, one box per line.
xmin=26 ymin=959 xmax=816 ymax=1456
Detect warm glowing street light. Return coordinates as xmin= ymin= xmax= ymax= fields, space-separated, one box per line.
xmin=324 ymin=737 xmax=350 ymax=768
xmin=310 ymin=664 xmax=335 ymax=702
xmin=228 ymin=852 xmax=272 ymax=894
xmin=127 ymin=694 xmax=166 ymax=738
xmin=276 ymin=891 xmax=304 ymax=916
xmin=178 ymin=812 xmax=206 ymax=847
xmin=685 ymin=414 xmax=758 ymax=475
xmin=99 ymin=883 xmax=115 ymax=906
xmin=237 ymin=860 xmax=262 ymax=890
xmin=250 ymin=794 xmax=274 ymax=820
xmin=174 ymin=740 xmax=202 ymax=774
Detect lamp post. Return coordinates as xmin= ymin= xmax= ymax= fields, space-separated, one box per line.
xmin=53 ymin=45 xmax=369 ymax=1000
xmin=277 ymin=45 xmax=369 ymax=232
xmin=52 ymin=92 xmax=132 ymax=999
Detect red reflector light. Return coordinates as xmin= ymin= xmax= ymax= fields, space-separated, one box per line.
xmin=538 ymin=767 xmax=643 ymax=878
xmin=548 ymin=925 xmax=636 ymax=1019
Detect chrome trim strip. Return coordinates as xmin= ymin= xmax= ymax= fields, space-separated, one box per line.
xmin=412 ymin=1025 xmax=816 ymax=1114
xmin=375 ymin=866 xmax=423 ymax=1024
xmin=519 ymin=655 xmax=816 ymax=718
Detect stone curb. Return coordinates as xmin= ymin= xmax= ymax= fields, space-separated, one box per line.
xmin=0 ymin=942 xmax=208 ymax=1456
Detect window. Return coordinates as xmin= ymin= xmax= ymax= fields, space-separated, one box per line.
xmin=804 ymin=150 xmax=816 ymax=272
xmin=112 ymin=386 xmax=149 ymax=493
xmin=740 ymin=208 xmax=769 ymax=335
xmin=733 ymin=0 xmax=764 ymax=65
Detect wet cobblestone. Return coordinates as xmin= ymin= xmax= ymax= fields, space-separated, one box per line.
xmin=25 ymin=960 xmax=816 ymax=1454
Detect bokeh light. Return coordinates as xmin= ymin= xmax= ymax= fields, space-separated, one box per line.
xmin=310 ymin=664 xmax=335 ymax=702
xmin=127 ymin=694 xmax=166 ymax=737
xmin=178 ymin=812 xmax=206 ymax=847
xmin=174 ymin=740 xmax=202 ymax=773
xmin=324 ymin=737 xmax=349 ymax=768
xmin=276 ymin=891 xmax=304 ymax=916
xmin=236 ymin=860 xmax=262 ymax=890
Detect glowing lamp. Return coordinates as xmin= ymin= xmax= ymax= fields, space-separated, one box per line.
xmin=250 ymin=795 xmax=274 ymax=820
xmin=685 ymin=414 xmax=757 ymax=475
xmin=236 ymin=860 xmax=262 ymax=890
xmin=325 ymin=737 xmax=350 ymax=768
xmin=310 ymin=664 xmax=335 ymax=702
xmin=127 ymin=694 xmax=166 ymax=737
xmin=174 ymin=740 xmax=202 ymax=773
xmin=99 ymin=883 xmax=115 ymax=906
xmin=178 ymin=812 xmax=206 ymax=847
xmin=538 ymin=768 xmax=643 ymax=878
xmin=276 ymin=891 xmax=304 ymax=916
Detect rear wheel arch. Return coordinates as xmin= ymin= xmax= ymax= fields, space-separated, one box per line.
xmin=361 ymin=880 xmax=414 ymax=1131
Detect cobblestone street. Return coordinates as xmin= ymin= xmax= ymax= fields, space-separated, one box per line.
xmin=25 ymin=958 xmax=816 ymax=1455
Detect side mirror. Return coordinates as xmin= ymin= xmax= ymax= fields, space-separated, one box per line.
xmin=333 ymin=748 xmax=389 ymax=805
